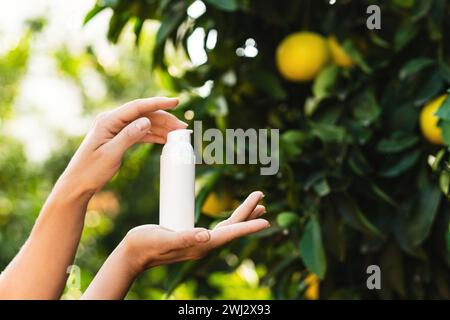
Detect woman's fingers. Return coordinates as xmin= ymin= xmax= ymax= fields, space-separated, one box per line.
xmin=160 ymin=227 xmax=211 ymax=253
xmin=147 ymin=114 xmax=187 ymax=138
xmin=215 ymin=191 xmax=264 ymax=228
xmin=140 ymin=133 xmax=166 ymax=144
xmin=165 ymin=219 xmax=269 ymax=262
xmin=104 ymin=117 xmax=151 ymax=155
xmin=147 ymin=126 xmax=171 ymax=139
xmin=209 ymin=219 xmax=269 ymax=248
xmin=112 ymin=97 xmax=179 ymax=123
xmin=102 ymin=100 xmax=189 ymax=151
xmin=149 ymin=110 xmax=188 ymax=130
xmin=247 ymin=205 xmax=266 ymax=221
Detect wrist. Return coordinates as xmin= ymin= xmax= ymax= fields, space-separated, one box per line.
xmin=52 ymin=169 xmax=97 ymax=204
xmin=114 ymin=238 xmax=144 ymax=280
xmin=81 ymin=239 xmax=141 ymax=300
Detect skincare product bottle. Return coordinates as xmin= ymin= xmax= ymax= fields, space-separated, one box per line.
xmin=159 ymin=129 xmax=195 ymax=231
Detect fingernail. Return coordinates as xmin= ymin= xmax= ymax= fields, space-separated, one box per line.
xmin=259 ymin=191 xmax=265 ymax=199
xmin=135 ymin=118 xmax=150 ymax=131
xmin=179 ymin=120 xmax=189 ymax=127
xmin=195 ymin=230 xmax=210 ymax=243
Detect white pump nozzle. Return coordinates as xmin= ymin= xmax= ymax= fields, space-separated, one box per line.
xmin=167 ymin=129 xmax=193 ymax=143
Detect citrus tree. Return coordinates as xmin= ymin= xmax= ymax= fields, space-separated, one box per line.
xmin=85 ymin=0 xmax=450 ymax=299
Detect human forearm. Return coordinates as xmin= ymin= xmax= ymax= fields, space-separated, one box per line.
xmin=81 ymin=240 xmax=138 ymax=300
xmin=0 ymin=172 xmax=94 ymax=299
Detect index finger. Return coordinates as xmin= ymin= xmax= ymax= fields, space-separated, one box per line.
xmin=208 ymin=219 xmax=269 ymax=248
xmin=214 ymin=191 xmax=264 ymax=228
xmin=113 ymin=97 xmax=179 ymax=123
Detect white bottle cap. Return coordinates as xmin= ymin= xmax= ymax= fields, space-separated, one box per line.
xmin=167 ymin=129 xmax=193 ymax=143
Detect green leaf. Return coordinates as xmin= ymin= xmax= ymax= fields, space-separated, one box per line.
xmin=133 ymin=18 xmax=144 ymax=45
xmin=438 ymin=63 xmax=450 ymax=84
xmin=165 ymin=261 xmax=197 ymax=296
xmin=249 ymin=69 xmax=287 ymax=100
xmin=156 ymin=8 xmax=185 ymax=47
xmin=323 ymin=208 xmax=346 ymax=262
xmin=107 ymin=13 xmax=130 ymax=42
xmin=352 ymin=89 xmax=381 ymax=127
xmin=336 ymin=195 xmax=383 ymax=237
xmin=394 ymin=22 xmax=419 ymax=52
xmin=347 ymin=120 xmax=373 ymax=144
xmin=281 ymin=130 xmax=309 ymax=158
xmin=399 ymin=58 xmax=435 ymax=79
xmin=313 ymin=65 xmax=339 ymax=100
xmin=310 ymin=122 xmax=349 ymax=144
xmin=300 ymin=215 xmax=327 ymax=279
xmin=276 ymin=211 xmax=299 ymax=228
xmin=369 ymin=183 xmax=398 ymax=207
xmin=342 ymin=40 xmax=371 ymax=74
xmin=406 ymin=182 xmax=441 ymax=246
xmin=303 ymin=171 xmax=325 ymax=191
xmin=376 ymin=134 xmax=419 ymax=154
xmin=348 ymin=149 xmax=371 ymax=176
xmin=313 ymin=179 xmax=330 ymax=197
xmin=392 ymin=0 xmax=415 ymax=9
xmin=369 ymin=33 xmax=390 ymax=48
xmin=411 ymin=0 xmax=433 ymax=21
xmin=379 ymin=150 xmax=421 ymax=178
xmin=304 ymin=97 xmax=321 ymax=117
xmin=262 ymin=255 xmax=298 ymax=286
xmin=83 ymin=4 xmax=106 ymax=25
xmin=204 ymin=0 xmax=239 ymax=11
xmin=439 ymin=170 xmax=450 ymax=195
xmin=414 ymin=71 xmax=445 ymax=106
xmin=428 ymin=149 xmax=446 ymax=171
xmin=435 ymin=94 xmax=450 ymax=120
xmin=439 ymin=120 xmax=450 ymax=146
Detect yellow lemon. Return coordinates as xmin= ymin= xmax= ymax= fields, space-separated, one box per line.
xmin=304 ymin=273 xmax=320 ymax=300
xmin=420 ymin=95 xmax=447 ymax=145
xmin=276 ymin=32 xmax=329 ymax=82
xmin=328 ymin=36 xmax=354 ymax=68
xmin=202 ymin=190 xmax=237 ymax=217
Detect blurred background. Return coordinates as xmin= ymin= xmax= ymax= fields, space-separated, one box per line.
xmin=0 ymin=0 xmax=449 ymax=299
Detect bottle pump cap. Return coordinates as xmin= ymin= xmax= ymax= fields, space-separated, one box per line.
xmin=167 ymin=129 xmax=192 ymax=143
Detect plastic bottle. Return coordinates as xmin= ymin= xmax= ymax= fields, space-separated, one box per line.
xmin=159 ymin=129 xmax=195 ymax=231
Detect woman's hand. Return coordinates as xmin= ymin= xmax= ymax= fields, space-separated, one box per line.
xmin=62 ymin=97 xmax=186 ymax=194
xmin=81 ymin=191 xmax=268 ymax=299
xmin=124 ymin=191 xmax=267 ymax=271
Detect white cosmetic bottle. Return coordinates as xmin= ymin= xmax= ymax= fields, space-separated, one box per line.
xmin=159 ymin=129 xmax=195 ymax=231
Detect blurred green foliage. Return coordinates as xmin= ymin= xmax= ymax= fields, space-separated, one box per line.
xmin=0 ymin=0 xmax=449 ymax=300
xmin=0 ymin=26 xmax=43 ymax=269
xmin=0 ymin=34 xmax=29 ymax=121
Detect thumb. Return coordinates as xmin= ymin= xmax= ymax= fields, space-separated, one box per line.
xmin=165 ymin=228 xmax=211 ymax=250
xmin=109 ymin=117 xmax=151 ymax=155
